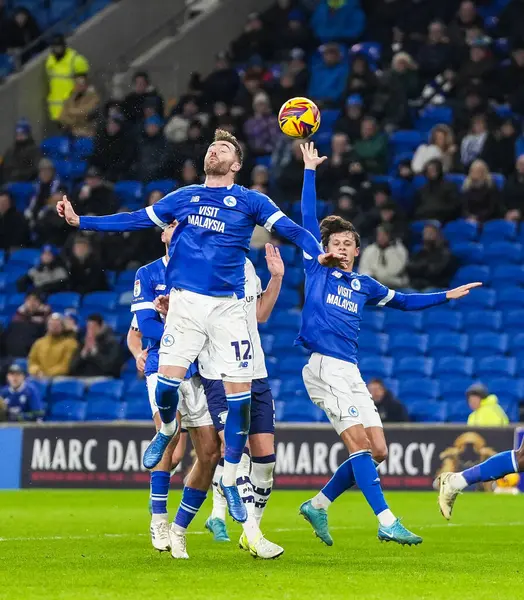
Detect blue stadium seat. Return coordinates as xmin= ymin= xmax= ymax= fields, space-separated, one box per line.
xmin=483 ymin=241 xmax=523 ymax=265
xmin=7 ymin=182 xmax=35 ymax=210
xmin=444 ymin=173 xmax=466 ymax=189
xmin=47 ymin=292 xmax=81 ymax=311
xmin=399 ymin=378 xmax=440 ymax=401
xmin=266 ymin=357 xmax=279 ymax=378
xmin=469 ymin=333 xmax=508 ymax=359
xmin=359 ymin=356 xmax=393 ymax=378
xmin=283 ymin=267 xmax=305 ymax=288
xmin=279 ymin=355 xmax=308 ymax=374
xmin=260 ymin=334 xmax=274 ymax=354
xmin=125 ymin=379 xmax=148 ymax=400
xmin=422 ymin=309 xmax=462 ymax=332
xmin=462 ymin=310 xmax=502 ymax=332
xmin=383 ymin=377 xmax=399 ymax=396
xmin=477 ymin=356 xmax=516 ymax=377
xmin=434 ymin=356 xmax=474 ymax=377
xmin=0 ymin=269 xmax=25 ymax=292
xmin=279 ymin=377 xmax=307 ymax=397
xmin=247 ymin=247 xmax=261 ymax=267
xmin=0 ymin=249 xmax=4 ymax=269
xmin=450 ymin=242 xmax=484 ymax=265
xmin=116 ymin=270 xmax=136 ymax=287
xmin=124 ymin=398 xmax=152 ymax=420
xmin=269 ymin=309 xmax=302 ymax=331
xmin=281 ymin=399 xmax=323 ymax=422
xmin=8 ymin=248 xmax=41 ymax=268
xmin=395 ymin=357 xmax=433 ymax=377
xmin=360 ymin=310 xmax=385 ymax=332
xmin=49 ymin=400 xmax=86 ymax=421
xmin=41 ymin=135 xmax=70 ymax=158
xmin=275 ymin=288 xmax=300 ymax=309
xmin=388 ymin=333 xmax=428 ymax=357
xmin=491 ymin=173 xmax=506 ymax=190
xmin=415 ymin=105 xmax=453 ymax=131
xmin=383 ymin=311 xmax=422 ymax=332
xmin=508 ymin=330 xmax=524 ymax=353
xmin=500 ymin=399 xmax=519 ymax=422
xmin=71 ymin=137 xmax=94 ymax=159
xmin=480 ymin=220 xmax=517 ymax=242
xmin=277 ymin=245 xmax=296 ymax=266
xmin=445 ymin=397 xmax=470 ymax=423
xmin=443 ymin=219 xmax=478 ymax=243
xmin=451 ymin=265 xmax=491 ymax=288
xmin=359 ymin=332 xmax=389 ymax=355
xmin=85 ymin=399 xmax=125 ymax=421
xmin=409 ymin=400 xmax=446 ymax=422
xmin=389 ymin=130 xmax=425 ymax=154
xmin=118 ymin=291 xmax=133 ymax=306
xmin=49 ymin=380 xmax=84 ymax=403
xmin=454 ymin=287 xmax=496 ymax=310
xmin=144 ymin=180 xmax=177 ymax=197
xmin=497 ymin=287 xmax=524 ymax=310
xmin=82 ymin=291 xmax=118 ymax=312
xmin=491 ymin=265 xmax=524 ymax=288
xmin=271 ymin=331 xmax=298 ymax=352
xmin=439 ymin=376 xmax=472 ymax=397
xmin=114 ymin=181 xmax=143 ymax=205
xmin=483 ymin=378 xmax=524 ymax=403
xmin=6 ymin=293 xmax=25 ymax=313
xmin=428 ymin=332 xmax=469 ymax=357
xmin=86 ymin=380 xmax=124 ymax=402
xmin=0 ymin=53 xmax=15 ymax=78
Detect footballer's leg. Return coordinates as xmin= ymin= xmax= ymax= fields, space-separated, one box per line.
xmin=436 ymin=440 xmax=523 ymax=520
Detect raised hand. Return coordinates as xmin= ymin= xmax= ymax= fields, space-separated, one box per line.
xmin=318 ymin=252 xmax=349 ymax=270
xmin=300 ymin=141 xmax=328 ymax=171
xmin=446 ymin=282 xmax=483 ymax=300
xmin=56 ymin=195 xmax=80 ymax=227
xmin=265 ymin=243 xmax=284 ymax=279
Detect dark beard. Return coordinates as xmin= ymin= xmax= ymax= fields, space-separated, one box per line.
xmin=204 ymin=160 xmax=229 ymax=176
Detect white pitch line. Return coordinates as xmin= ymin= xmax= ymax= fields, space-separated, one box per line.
xmin=1 ymin=522 xmax=523 ymax=543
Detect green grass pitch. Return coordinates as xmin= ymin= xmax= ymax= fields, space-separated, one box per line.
xmin=1 ymin=489 xmax=523 ymax=600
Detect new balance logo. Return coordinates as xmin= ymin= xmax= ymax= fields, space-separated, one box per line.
xmin=190 ymin=195 xmax=200 ymax=203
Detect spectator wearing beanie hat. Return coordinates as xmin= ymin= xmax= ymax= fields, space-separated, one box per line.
xmin=1 ymin=118 xmax=41 ymax=183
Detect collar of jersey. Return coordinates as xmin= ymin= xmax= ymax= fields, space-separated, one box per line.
xmin=202 ymin=184 xmax=234 ymax=190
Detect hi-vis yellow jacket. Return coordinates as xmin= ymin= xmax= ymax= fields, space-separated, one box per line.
xmin=45 ymin=48 xmax=89 ymax=120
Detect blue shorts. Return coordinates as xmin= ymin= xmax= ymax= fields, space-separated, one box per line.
xmin=200 ymin=377 xmax=275 ymax=435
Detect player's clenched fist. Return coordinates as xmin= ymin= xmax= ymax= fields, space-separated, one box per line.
xmin=57 ymin=195 xmax=80 ymax=227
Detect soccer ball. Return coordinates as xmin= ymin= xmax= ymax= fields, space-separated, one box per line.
xmin=496 ymin=473 xmax=520 ymax=488
xmin=278 ymin=97 xmax=321 ymax=139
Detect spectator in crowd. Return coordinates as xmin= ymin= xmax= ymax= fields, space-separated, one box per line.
xmin=274 ymin=140 xmax=308 ymax=200
xmin=73 ymin=166 xmax=118 ymax=216
xmin=62 ymin=310 xmax=80 ymax=342
xmin=460 ymin=114 xmax=489 ymax=169
xmin=263 ymin=0 xmax=300 ymax=33
xmin=179 ymin=160 xmax=201 ymax=187
xmin=317 ymin=132 xmax=351 ymax=197
xmin=353 ymin=116 xmax=388 ymax=174
xmin=232 ymin=12 xmax=271 ymax=62
xmin=1 ymin=119 xmax=41 ymax=183
xmin=4 ymin=292 xmax=51 ymax=358
xmin=69 ymin=314 xmax=122 ymax=378
xmin=98 ymin=214 xmax=144 ymax=272
xmin=453 ymin=86 xmax=490 ymax=138
xmin=66 ymin=237 xmax=108 ymax=295
xmin=466 ymin=383 xmax=509 ymax=426
xmin=359 ymin=182 xmax=394 ymax=239
xmin=0 ymin=190 xmax=30 ymax=251
xmin=496 ymin=0 xmax=524 ymax=45
xmin=6 ymin=7 xmax=44 ymax=64
xmin=481 ymin=117 xmax=518 ymax=177
xmin=34 ymin=190 xmax=71 ymax=247
xmin=358 ymin=224 xmax=409 ymax=288
xmin=377 ymin=200 xmax=409 ymax=244
xmin=273 ymin=9 xmax=314 ymax=58
xmin=456 ymin=39 xmax=495 ymax=98
xmin=233 ymin=73 xmax=264 ymax=116
xmin=462 ymin=159 xmax=501 ymax=223
xmin=202 ymin=51 xmax=240 ymax=107
xmin=368 ymin=378 xmax=409 ymax=422
xmin=17 ymin=244 xmax=69 ymax=295
xmin=334 ymin=94 xmax=364 ymax=141
xmin=411 ymin=124 xmax=457 ymax=173
xmin=0 ymin=364 xmax=43 ymax=422
xmin=123 ymin=71 xmax=164 ymax=125
xmin=58 ymin=73 xmax=100 ymax=138
xmin=269 ymin=70 xmax=301 ymax=114
xmin=448 ymin=0 xmax=484 ymax=47
xmin=417 ymin=20 xmax=454 ymax=80
xmin=45 ymin=34 xmax=89 ymax=122
xmin=90 ymin=112 xmax=135 ymax=182
xmin=164 ymin=97 xmax=203 ymax=143
xmin=345 ymin=53 xmax=378 ymax=106
xmin=250 ymin=164 xmax=270 ymax=194
xmin=133 ymin=116 xmax=174 ymax=182
xmin=311 ymin=0 xmax=365 ymax=44
xmin=28 ymin=313 xmax=78 ymax=378
xmin=25 ymin=158 xmax=61 ymax=228
xmin=287 ymin=47 xmax=309 ymax=93
xmin=495 ymin=41 xmax=524 ymax=112
xmin=244 ymin=92 xmax=280 ymax=157
xmin=503 ymin=155 xmax=524 ymax=221
xmin=406 ymin=222 xmax=457 ymax=290
xmin=414 ymin=159 xmax=462 ymax=223
xmin=308 ymin=42 xmax=348 ymax=106
xmin=332 ymin=185 xmax=365 ymax=231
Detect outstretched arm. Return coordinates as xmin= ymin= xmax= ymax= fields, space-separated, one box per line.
xmin=300 ymin=142 xmax=327 ymax=242
xmin=378 ymin=283 xmax=483 ymax=311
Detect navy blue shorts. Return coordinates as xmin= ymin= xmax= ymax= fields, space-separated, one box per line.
xmin=200 ymin=376 xmax=275 ymax=435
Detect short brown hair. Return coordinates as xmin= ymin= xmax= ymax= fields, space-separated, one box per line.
xmin=214 ymin=129 xmax=243 ymax=165
xmin=320 ymin=215 xmax=361 ymax=248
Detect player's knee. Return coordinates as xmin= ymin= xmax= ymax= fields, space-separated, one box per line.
xmin=372 ymin=445 xmax=388 ymax=464
xmin=516 ymin=443 xmax=524 ymax=470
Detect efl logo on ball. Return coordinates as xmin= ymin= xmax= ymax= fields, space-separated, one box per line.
xmin=278 ymin=96 xmax=321 ymax=139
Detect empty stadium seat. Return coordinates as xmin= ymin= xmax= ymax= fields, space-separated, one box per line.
xmin=7 ymin=182 xmax=35 ymax=210
xmin=47 ymin=292 xmax=81 ymax=311
xmin=480 ymin=219 xmax=517 ymax=242
xmin=283 ymin=267 xmax=305 ymax=288
xmin=383 ymin=311 xmax=422 ymax=332
xmin=389 ymin=130 xmax=424 ymax=154
xmin=388 ymin=333 xmax=428 ymax=357
xmin=482 ymin=377 xmax=524 ymax=402
xmin=445 ymin=173 xmax=466 ymax=188
xmin=144 ymin=180 xmax=177 ymax=197
xmin=491 ymin=173 xmax=506 ymax=190
xmin=275 ymin=288 xmax=301 ymax=309
xmin=8 ymin=248 xmax=41 ymax=268
xmin=124 ymin=399 xmax=152 ymax=420
xmin=359 ymin=356 xmax=393 ymax=378
xmin=281 ymin=399 xmax=323 ymax=422
xmin=399 ymin=378 xmax=440 ymax=401
xmin=271 ymin=330 xmax=299 ymax=352
xmin=508 ymin=330 xmax=524 ymax=353
xmin=82 ymin=291 xmax=118 ymax=312
xmin=279 ymin=356 xmax=308 ymax=374
xmin=266 ymin=357 xmax=279 ymax=378
xmin=439 ymin=377 xmax=472 ymax=397
xmin=85 ymin=399 xmax=124 ymax=421
xmin=451 ymin=265 xmax=491 ymax=288
xmin=455 ymin=287 xmax=496 ymax=310
xmin=469 ymin=333 xmax=509 ymax=358
xmin=499 ymin=399 xmax=519 ymax=422
xmin=277 ymin=245 xmax=296 ymax=265
xmin=360 ymin=310 xmax=385 ymax=332
xmin=359 ymin=332 xmax=389 ymax=355
xmin=497 ymin=287 xmax=524 ymax=310
xmin=49 ymin=400 xmax=86 ymax=421
xmin=86 ymin=380 xmax=124 ymax=402
xmin=445 ymin=398 xmax=470 ymax=423
xmin=41 ymin=135 xmax=70 ymax=158
xmin=395 ymin=357 xmax=433 ymax=377
xmin=477 ymin=356 xmax=516 ymax=377
xmin=71 ymin=137 xmax=94 ymax=158
xmin=462 ymin=310 xmax=502 ymax=332
xmin=269 ymin=309 xmax=302 ymax=331
xmin=49 ymin=380 xmax=84 ymax=403
xmin=493 ymin=265 xmax=524 ymax=289
xmin=483 ymin=241 xmax=523 ymax=265
xmin=409 ymin=400 xmax=446 ymax=422
xmin=415 ymin=105 xmax=453 ymax=131
xmin=443 ymin=219 xmax=478 ymax=243
xmin=451 ymin=241 xmax=484 ymax=265
xmin=279 ymin=377 xmax=308 ymax=398
xmin=114 ymin=181 xmax=143 ymax=205
xmin=434 ymin=356 xmax=474 ymax=377
xmin=423 ymin=309 xmax=462 ymax=332
xmin=428 ymin=332 xmax=469 ymax=357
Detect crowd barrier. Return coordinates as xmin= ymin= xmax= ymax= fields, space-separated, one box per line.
xmin=1 ymin=423 xmax=522 ymax=491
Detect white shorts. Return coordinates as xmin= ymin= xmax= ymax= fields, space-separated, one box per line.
xmin=146 ymin=373 xmax=213 ymax=429
xmin=303 ymin=353 xmax=383 ymax=435
xmin=159 ymin=289 xmax=253 ymax=382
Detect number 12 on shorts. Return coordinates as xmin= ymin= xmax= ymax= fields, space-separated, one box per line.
xmin=231 ymin=340 xmax=252 ymax=361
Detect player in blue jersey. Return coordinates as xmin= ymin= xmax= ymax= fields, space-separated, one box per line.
xmin=127 ymin=223 xmax=221 ymax=559
xmin=436 ymin=443 xmax=524 ymax=520
xmin=56 ymin=129 xmax=346 ymax=523
xmin=296 ymin=142 xmax=481 ymax=547
xmin=0 ymin=363 xmax=44 ymax=421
